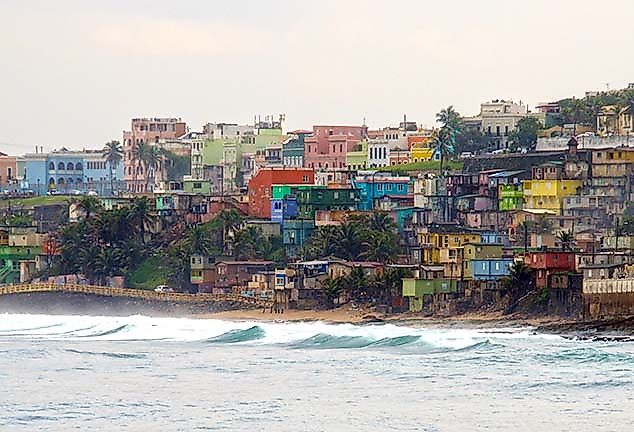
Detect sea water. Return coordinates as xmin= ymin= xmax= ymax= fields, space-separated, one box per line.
xmin=1 ymin=314 xmax=633 ymax=431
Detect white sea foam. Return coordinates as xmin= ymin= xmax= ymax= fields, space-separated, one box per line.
xmin=0 ymin=313 xmax=560 ymax=348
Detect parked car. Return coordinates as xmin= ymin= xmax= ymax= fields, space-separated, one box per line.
xmin=86 ymin=190 xmax=98 ymax=196
xmin=154 ymin=285 xmax=173 ymax=293
xmin=459 ymin=152 xmax=474 ymax=159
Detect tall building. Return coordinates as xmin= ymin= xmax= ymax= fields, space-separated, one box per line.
xmin=304 ymin=125 xmax=367 ymax=170
xmin=122 ymin=117 xmax=187 ymax=193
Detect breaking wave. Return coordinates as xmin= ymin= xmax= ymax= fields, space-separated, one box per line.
xmin=0 ymin=313 xmax=549 ymax=352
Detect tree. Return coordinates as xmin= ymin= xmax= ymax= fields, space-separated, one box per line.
xmin=131 ymin=141 xmax=149 ymax=192
xmin=185 ymin=224 xmax=216 ymax=256
xmin=502 ymin=261 xmax=534 ymax=313
xmin=73 ymin=196 xmax=102 ymax=220
xmin=368 ymin=210 xmax=398 ymax=234
xmin=360 ymin=232 xmax=398 ymax=263
xmin=130 ymin=197 xmax=154 ymax=243
xmin=556 ymin=230 xmax=574 ymax=251
xmin=509 ymin=117 xmax=542 ymax=151
xmin=434 ymin=106 xmax=459 ymax=176
xmin=232 ymin=226 xmax=264 ymax=260
xmin=436 ymin=106 xmax=462 ymax=131
xmin=102 ymin=140 xmax=123 ymax=196
xmin=561 ymin=97 xmax=588 ymax=135
xmin=145 ymin=146 xmax=165 ymax=191
xmin=321 ymin=277 xmax=343 ymax=308
xmin=431 ymin=127 xmax=455 ymax=177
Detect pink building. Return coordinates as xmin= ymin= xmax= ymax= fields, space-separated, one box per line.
xmin=0 ymin=153 xmax=17 ymax=190
xmin=122 ymin=118 xmax=187 ymax=192
xmin=304 ymin=125 xmax=367 ymax=170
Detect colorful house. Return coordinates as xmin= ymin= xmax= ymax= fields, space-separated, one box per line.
xmin=247 ymin=168 xmax=314 ymax=218
xmin=522 ymin=162 xmax=581 ymax=215
xmin=353 ymin=174 xmax=411 ymax=211
xmin=402 ymin=276 xmax=458 ymax=312
xmin=499 ymin=183 xmax=524 ymax=211
xmin=524 ymin=251 xmax=576 ymax=289
xmin=346 ymin=140 xmax=368 ymax=171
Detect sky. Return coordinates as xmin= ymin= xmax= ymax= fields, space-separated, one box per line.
xmin=1 ymin=0 xmax=634 ymax=154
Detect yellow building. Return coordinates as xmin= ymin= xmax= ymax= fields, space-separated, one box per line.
xmin=418 ymin=230 xmax=481 ymax=278
xmin=409 ymin=135 xmax=434 ymax=163
xmin=522 ymin=179 xmax=582 ymax=215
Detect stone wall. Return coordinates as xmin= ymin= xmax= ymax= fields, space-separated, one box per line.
xmin=583 ymin=278 xmax=634 ymax=319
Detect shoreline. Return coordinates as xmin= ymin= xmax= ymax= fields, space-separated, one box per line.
xmin=1 ymin=291 xmax=633 ymax=339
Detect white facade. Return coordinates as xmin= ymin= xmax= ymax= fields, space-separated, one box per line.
xmin=479 ymin=100 xmax=528 ymax=149
xmin=368 ymin=139 xmax=389 ymax=167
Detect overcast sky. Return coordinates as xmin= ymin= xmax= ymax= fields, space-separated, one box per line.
xmin=1 ymin=0 xmax=633 ymax=154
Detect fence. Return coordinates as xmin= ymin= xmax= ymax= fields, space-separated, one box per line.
xmin=0 ymin=283 xmax=273 ymax=308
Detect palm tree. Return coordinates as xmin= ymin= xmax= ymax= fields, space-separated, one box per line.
xmin=232 ymin=226 xmax=264 ymax=260
xmin=213 ymin=209 xmax=244 ymax=253
xmin=361 ymin=232 xmax=398 ymax=263
xmin=556 ymin=230 xmax=574 ymax=251
xmin=185 ymin=224 xmax=215 ymax=256
xmin=565 ymin=97 xmax=587 ymax=136
xmin=430 ymin=128 xmax=455 ymax=176
xmin=369 ymin=210 xmax=397 ymax=234
xmin=333 ymin=222 xmax=363 ymax=260
xmin=102 ymin=140 xmax=123 ymax=196
xmin=502 ymin=261 xmax=534 ymax=313
xmin=73 ymin=196 xmax=102 ymax=219
xmin=321 ymin=277 xmax=343 ymax=308
xmin=131 ymin=141 xmax=149 ymax=193
xmin=145 ymin=146 xmax=165 ymax=192
xmin=436 ymin=106 xmax=462 ymax=131
xmin=130 ymin=197 xmax=154 ymax=243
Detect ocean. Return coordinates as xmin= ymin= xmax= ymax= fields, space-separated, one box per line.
xmin=1 ymin=313 xmax=633 ymax=431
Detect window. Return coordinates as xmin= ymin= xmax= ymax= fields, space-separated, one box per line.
xmin=377 ymin=184 xmax=383 ymax=191
xmin=302 ymin=175 xmax=308 ymax=182
xmin=49 ymin=162 xmax=55 ymax=170
xmin=397 ymin=184 xmax=404 ymax=192
xmin=193 ymin=182 xmax=202 ymax=189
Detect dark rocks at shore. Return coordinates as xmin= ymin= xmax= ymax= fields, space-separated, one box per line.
xmin=0 ymin=292 xmax=251 ymax=318
xmin=536 ymin=316 xmax=634 ymax=341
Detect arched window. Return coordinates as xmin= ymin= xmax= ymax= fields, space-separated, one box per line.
xmin=67 ymin=162 xmax=74 ymax=171
xmin=58 ymin=162 xmax=65 ymax=171
xmin=48 ymin=178 xmax=55 ymax=185
xmin=58 ymin=178 xmax=65 ymax=185
xmin=76 ymin=178 xmax=82 ymax=184
xmin=49 ymin=162 xmax=54 ymax=170
xmin=75 ymin=162 xmax=82 ymax=170
xmin=67 ymin=178 xmax=73 ymax=184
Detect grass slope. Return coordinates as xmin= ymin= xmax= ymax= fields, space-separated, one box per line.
xmin=127 ymin=256 xmax=170 ymax=290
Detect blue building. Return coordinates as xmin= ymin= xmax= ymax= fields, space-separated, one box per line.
xmin=18 ymin=149 xmax=124 ymax=196
xmin=481 ymin=231 xmax=511 ymax=246
xmin=271 ymin=197 xmax=298 ymax=224
xmin=471 ymin=258 xmax=514 ymax=280
xmin=281 ymin=130 xmax=311 ymax=168
xmin=353 ymin=174 xmax=411 ymax=211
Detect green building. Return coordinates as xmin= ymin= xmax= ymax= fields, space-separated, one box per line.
xmin=499 ymin=184 xmax=524 ymax=211
xmin=183 ymin=178 xmax=212 ymax=195
xmin=346 ymin=140 xmax=368 ymax=171
xmin=295 ymin=186 xmax=361 ymax=219
xmin=402 ymin=278 xmax=458 ymax=312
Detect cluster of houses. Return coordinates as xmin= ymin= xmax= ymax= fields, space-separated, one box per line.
xmin=4 ymin=91 xmax=634 ymax=319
